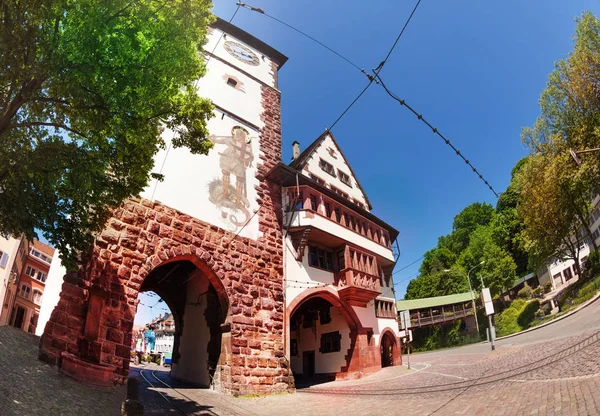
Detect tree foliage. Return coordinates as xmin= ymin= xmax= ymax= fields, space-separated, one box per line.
xmin=0 ymin=0 xmax=215 ymax=267
xmin=517 ymin=12 xmax=600 ymax=273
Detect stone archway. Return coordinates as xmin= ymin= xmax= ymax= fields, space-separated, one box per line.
xmin=287 ymin=288 xmax=364 ymax=385
xmin=38 ymin=197 xmax=292 ymax=395
xmin=379 ymin=327 xmax=402 ymax=368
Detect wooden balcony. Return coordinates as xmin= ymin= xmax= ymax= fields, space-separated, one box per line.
xmin=335 ymin=267 xmax=381 ymax=307
xmin=409 ymin=304 xmax=474 ymax=328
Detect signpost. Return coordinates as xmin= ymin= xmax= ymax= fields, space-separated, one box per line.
xmin=480 ymin=278 xmax=496 ymax=351
xmin=399 ymin=310 xmax=412 ymax=369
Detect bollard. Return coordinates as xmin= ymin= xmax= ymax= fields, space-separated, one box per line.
xmin=121 ymin=377 xmax=144 ymax=415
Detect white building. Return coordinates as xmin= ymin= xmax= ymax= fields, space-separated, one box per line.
xmin=268 ymin=132 xmax=402 ymax=383
xmin=0 ymin=236 xmax=25 ymax=326
xmin=537 ymin=196 xmax=600 ymax=291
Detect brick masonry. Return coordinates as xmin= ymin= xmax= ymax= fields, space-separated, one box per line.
xmin=39 ymin=85 xmax=294 ymax=396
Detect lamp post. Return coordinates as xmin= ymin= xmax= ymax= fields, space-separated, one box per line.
xmin=445 ymin=261 xmax=484 ymax=336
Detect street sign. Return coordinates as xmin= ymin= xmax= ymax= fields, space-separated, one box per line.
xmin=399 ymin=310 xmax=411 ymax=329
xmin=481 ymin=288 xmax=495 ymax=316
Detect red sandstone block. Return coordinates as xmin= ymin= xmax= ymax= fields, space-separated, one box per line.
xmin=232 ymin=315 xmax=253 ymax=326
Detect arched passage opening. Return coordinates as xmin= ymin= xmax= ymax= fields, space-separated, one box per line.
xmin=380 ymin=330 xmax=396 ymax=368
xmin=288 ymin=291 xmax=361 ymax=388
xmin=129 ymin=258 xmax=228 ymax=387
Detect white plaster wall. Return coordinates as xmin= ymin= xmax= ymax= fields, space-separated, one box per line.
xmin=352 ymin=304 xmax=400 ymax=347
xmin=290 ymin=307 xmax=351 ymax=375
xmin=284 ymin=239 xmax=335 ymax=308
xmin=141 ymin=110 xmax=262 ymax=240
xmin=196 ymin=58 xmax=264 ymax=128
xmin=287 ymin=211 xmax=394 ymax=262
xmin=171 ymin=276 xmax=211 ymax=386
xmin=204 ymin=28 xmax=276 ymax=88
xmin=36 ymin=251 xmax=66 ymax=336
xmin=0 ymin=236 xmax=19 ymax=325
xmin=302 ymin=134 xmax=369 ymax=209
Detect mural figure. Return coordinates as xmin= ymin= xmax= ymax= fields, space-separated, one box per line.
xmin=208 ymin=126 xmax=254 ymax=231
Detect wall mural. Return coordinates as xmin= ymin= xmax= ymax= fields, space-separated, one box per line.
xmin=208 ymin=126 xmax=254 ymax=232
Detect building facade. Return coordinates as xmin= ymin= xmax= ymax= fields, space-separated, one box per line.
xmin=38 ymin=18 xmax=401 ymax=394
xmin=268 ymin=133 xmax=402 ymax=382
xmin=1 ymin=238 xmax=54 ymax=334
xmin=537 ymin=196 xmax=600 ymax=292
xmin=0 ymin=236 xmax=26 ymax=326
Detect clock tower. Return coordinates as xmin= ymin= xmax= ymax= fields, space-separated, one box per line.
xmin=39 ymin=18 xmax=292 ymax=396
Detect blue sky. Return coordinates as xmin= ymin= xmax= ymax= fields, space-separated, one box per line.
xmin=137 ymin=0 xmax=600 ymax=324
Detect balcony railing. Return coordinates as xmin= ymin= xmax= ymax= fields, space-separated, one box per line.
xmin=334 ymin=267 xmax=381 ymax=306
xmin=285 ymin=186 xmax=392 ymax=250
xmin=409 ymin=304 xmax=474 ymax=328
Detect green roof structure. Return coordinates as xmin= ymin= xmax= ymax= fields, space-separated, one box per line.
xmin=396 ymin=291 xmax=477 ymax=311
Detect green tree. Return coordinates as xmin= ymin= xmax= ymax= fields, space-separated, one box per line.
xmin=521 ymin=11 xmax=600 ymax=256
xmin=450 ymin=202 xmax=495 ymax=254
xmin=0 ymin=0 xmax=215 ymax=266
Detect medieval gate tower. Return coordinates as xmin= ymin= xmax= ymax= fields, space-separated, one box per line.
xmin=39 ymin=18 xmax=292 ymax=395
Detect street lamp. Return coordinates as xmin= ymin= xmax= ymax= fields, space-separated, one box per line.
xmin=445 ymin=261 xmax=484 ymax=337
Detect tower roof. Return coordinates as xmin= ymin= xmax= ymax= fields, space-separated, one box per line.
xmin=212 ymin=17 xmax=288 ymax=69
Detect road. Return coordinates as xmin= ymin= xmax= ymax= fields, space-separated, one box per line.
xmin=137 ymin=297 xmax=600 ymax=415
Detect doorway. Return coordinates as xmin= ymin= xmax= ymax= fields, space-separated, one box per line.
xmin=381 ymin=331 xmax=395 ymax=368
xmin=302 ymin=351 xmax=315 ymax=378
xmin=12 ymin=306 xmax=26 ymax=330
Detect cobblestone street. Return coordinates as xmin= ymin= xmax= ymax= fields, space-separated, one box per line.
xmin=1 ymin=298 xmax=599 ymax=415
xmin=135 ymin=298 xmax=600 ymax=416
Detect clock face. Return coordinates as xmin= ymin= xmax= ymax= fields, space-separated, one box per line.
xmin=223 ymin=41 xmax=260 ymax=66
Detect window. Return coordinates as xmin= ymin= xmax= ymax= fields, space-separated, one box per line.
xmin=376 ymin=300 xmax=396 ymax=318
xmin=593 ymin=228 xmax=600 ymax=241
xmin=320 ymin=331 xmax=341 ymax=353
xmin=349 ymin=216 xmax=356 ymax=231
xmin=319 ymin=158 xmax=335 ymax=176
xmin=334 ymin=207 xmax=341 ymax=222
xmin=19 ymin=284 xmax=31 ymax=300
xmin=342 ymin=212 xmax=349 ymax=227
xmin=32 ymin=290 xmax=43 ymax=305
xmin=0 ymin=251 xmax=7 ymax=268
xmin=563 ymin=267 xmax=573 ymax=281
xmin=337 ymin=170 xmax=352 ymax=187
xmin=226 ymin=77 xmax=238 ymax=87
xmin=25 ymin=265 xmax=47 ymax=283
xmin=309 ymin=173 xmax=326 ymax=186
xmin=553 ymin=273 xmax=562 ymax=281
xmin=324 ymin=202 xmax=332 ymax=218
xmin=309 ymin=194 xmax=318 ymax=211
xmin=330 ymin=186 xmax=349 ymax=200
xmin=29 ymin=248 xmax=51 ymax=264
xmin=308 ymin=246 xmax=334 ymax=271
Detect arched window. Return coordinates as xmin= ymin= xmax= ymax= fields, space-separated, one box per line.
xmin=19 ymin=284 xmax=31 ymax=300
xmin=32 ymin=290 xmax=43 ymax=305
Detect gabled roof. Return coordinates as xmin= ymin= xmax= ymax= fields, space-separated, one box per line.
xmin=289 ymin=130 xmax=373 ymax=210
xmin=396 ymin=291 xmax=477 ymax=311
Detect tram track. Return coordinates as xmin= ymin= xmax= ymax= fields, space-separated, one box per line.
xmin=299 ymin=329 xmax=600 ymax=396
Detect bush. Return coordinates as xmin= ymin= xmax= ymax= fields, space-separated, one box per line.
xmin=544 ymin=282 xmax=553 ymax=294
xmin=532 ymin=286 xmax=544 ymax=299
xmin=517 ymin=283 xmax=533 ymax=299
xmin=517 ymin=300 xmax=539 ymax=328
xmin=588 ymin=250 xmax=600 ymax=277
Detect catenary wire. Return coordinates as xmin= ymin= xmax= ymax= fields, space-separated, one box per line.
xmin=373 ymin=72 xmax=499 ymax=197
xmin=237 ymin=2 xmax=363 ymax=73
xmin=392 ymin=255 xmax=424 ymax=275
xmin=328 ymin=0 xmax=423 ymax=131
xmin=237 ymin=1 xmax=497 ymax=196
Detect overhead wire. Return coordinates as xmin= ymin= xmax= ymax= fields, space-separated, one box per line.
xmin=392 ymin=255 xmax=424 ymax=276
xmin=373 ymin=72 xmax=499 ymax=197
xmin=238 ymin=1 xmax=498 ymax=197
